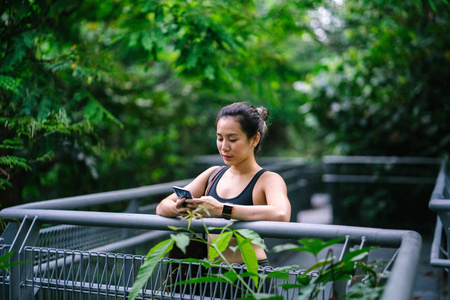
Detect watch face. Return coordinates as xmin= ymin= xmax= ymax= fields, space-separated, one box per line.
xmin=222 ymin=204 xmax=233 ymax=219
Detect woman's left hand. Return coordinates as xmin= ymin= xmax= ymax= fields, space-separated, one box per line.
xmin=185 ymin=196 xmax=222 ymax=218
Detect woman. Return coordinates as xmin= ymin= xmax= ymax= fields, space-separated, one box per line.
xmin=156 ymin=102 xmax=291 ymax=265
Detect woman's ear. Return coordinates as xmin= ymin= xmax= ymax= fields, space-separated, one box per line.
xmin=253 ymin=132 xmax=261 ymax=147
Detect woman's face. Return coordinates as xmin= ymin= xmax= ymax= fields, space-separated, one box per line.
xmin=216 ymin=117 xmax=257 ymax=166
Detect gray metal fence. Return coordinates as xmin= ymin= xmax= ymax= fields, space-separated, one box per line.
xmin=0 ymin=159 xmax=423 ymax=300
xmin=322 ymin=155 xmax=441 ymax=226
xmin=429 ymin=161 xmax=450 ymax=295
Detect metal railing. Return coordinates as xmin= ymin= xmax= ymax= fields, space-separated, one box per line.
xmin=428 ymin=161 xmax=450 ymax=295
xmin=1 ymin=211 xmax=421 ymax=300
xmin=1 ymin=196 xmax=421 ymax=299
xmin=322 ymin=155 xmax=441 ymax=225
xmin=0 ymin=157 xmax=424 ymax=299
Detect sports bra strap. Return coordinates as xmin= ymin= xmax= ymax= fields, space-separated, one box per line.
xmin=205 ymin=166 xmax=228 ymax=196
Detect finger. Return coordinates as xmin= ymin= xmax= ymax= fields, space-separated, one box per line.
xmin=177 ymin=199 xmax=189 ymax=208
xmin=185 ymin=200 xmax=200 ymax=208
xmin=186 ymin=199 xmax=200 ymax=204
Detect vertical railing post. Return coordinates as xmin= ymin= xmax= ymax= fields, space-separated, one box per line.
xmin=8 ymin=216 xmax=30 ymax=300
xmin=1 ymin=221 xmax=21 ymax=300
xmin=7 ymin=216 xmax=41 ymax=300
xmin=122 ymin=199 xmax=140 ymax=255
xmin=328 ymin=163 xmax=341 ymax=224
xmin=445 ymin=213 xmax=450 ymax=296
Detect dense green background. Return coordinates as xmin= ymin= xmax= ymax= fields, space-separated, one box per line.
xmin=1 ymin=0 xmax=449 ymax=210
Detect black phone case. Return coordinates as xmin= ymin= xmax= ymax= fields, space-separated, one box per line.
xmin=173 ymin=186 xmax=193 ymax=199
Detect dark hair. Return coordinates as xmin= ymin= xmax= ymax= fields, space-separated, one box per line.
xmin=216 ymin=102 xmax=269 ymax=152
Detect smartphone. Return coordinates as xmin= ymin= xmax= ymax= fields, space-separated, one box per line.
xmin=173 ymin=186 xmax=193 ymax=200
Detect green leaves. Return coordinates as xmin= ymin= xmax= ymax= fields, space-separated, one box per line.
xmin=235 ymin=233 xmax=259 ymax=287
xmin=2 ymin=0 xmax=324 ymax=201
xmin=170 ymin=233 xmax=191 ymax=254
xmin=302 ymin=0 xmax=450 ymax=158
xmin=236 ymin=229 xmax=268 ymax=252
xmin=0 ymin=251 xmax=32 ymax=273
xmin=0 ymin=154 xmax=31 ymax=190
xmin=0 ymin=75 xmax=21 ymax=94
xmin=0 ymin=156 xmax=31 ymax=172
xmin=129 ymin=238 xmax=175 ymax=300
xmin=272 ymin=237 xmax=384 ymax=299
xmin=273 ymin=238 xmax=344 ymax=258
xmin=205 ymin=226 xmax=263 ymax=288
xmin=131 ymin=219 xmax=387 ymax=300
xmin=209 ymin=230 xmax=233 ymax=261
xmin=84 ymin=98 xmax=124 ymax=129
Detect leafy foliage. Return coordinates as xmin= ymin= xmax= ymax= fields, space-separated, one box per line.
xmin=273 ymin=238 xmax=385 ymax=300
xmin=0 ymin=0 xmax=326 ymax=205
xmin=129 ymin=238 xmax=175 ymax=300
xmin=0 ymin=249 xmax=32 ymax=275
xmin=1 ymin=0 xmax=449 ymax=208
xmin=130 ymin=223 xmax=387 ymax=300
xmin=296 ymin=0 xmax=450 ymax=157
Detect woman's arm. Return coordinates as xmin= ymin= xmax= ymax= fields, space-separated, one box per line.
xmin=259 ymin=171 xmax=291 ymax=221
xmin=231 ymin=172 xmax=291 ymax=221
xmin=155 ymin=166 xmax=220 ymax=217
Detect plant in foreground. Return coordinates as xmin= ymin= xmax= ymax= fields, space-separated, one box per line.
xmin=273 ymin=238 xmax=387 ymax=300
xmin=129 ymin=213 xmax=387 ymax=300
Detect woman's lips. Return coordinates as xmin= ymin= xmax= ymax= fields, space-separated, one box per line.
xmin=222 ymin=154 xmax=232 ymax=160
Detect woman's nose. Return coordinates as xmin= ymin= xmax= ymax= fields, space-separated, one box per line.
xmin=221 ymin=141 xmax=230 ymax=151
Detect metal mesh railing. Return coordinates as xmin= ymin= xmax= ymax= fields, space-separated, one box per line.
xmin=0 ymin=219 xmax=422 ymax=300
xmin=429 ymin=161 xmax=450 ymax=296
xmin=1 ymin=211 xmax=423 ymax=300
xmin=22 ymin=246 xmax=339 ymax=300
xmin=38 ymin=225 xmax=127 ymax=251
xmin=1 ymin=245 xmax=11 ymax=300
xmin=10 ymin=230 xmax=400 ymax=300
xmin=37 ymin=225 xmax=157 ymax=252
xmin=24 ymin=246 xmax=142 ymax=299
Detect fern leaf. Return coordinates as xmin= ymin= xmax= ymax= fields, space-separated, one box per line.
xmin=0 ymin=156 xmax=31 ymax=171
xmin=84 ymin=98 xmax=123 ymax=128
xmin=0 ymin=138 xmax=24 ymax=150
xmin=0 ymin=75 xmax=21 ymax=94
xmin=0 ymin=178 xmax=13 ymax=190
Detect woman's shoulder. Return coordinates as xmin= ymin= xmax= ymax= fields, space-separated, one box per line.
xmin=188 ymin=166 xmax=226 ymax=197
xmin=208 ymin=165 xmax=226 ymax=173
xmin=201 ymin=165 xmax=226 ymax=179
xmin=260 ymin=169 xmax=282 ymax=178
xmin=259 ymin=170 xmax=286 ymax=185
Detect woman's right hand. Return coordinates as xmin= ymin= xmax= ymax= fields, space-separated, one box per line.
xmin=176 ymin=198 xmax=192 ymax=217
xmin=156 ymin=166 xmax=222 ymax=218
xmin=156 ymin=196 xmax=189 ymax=217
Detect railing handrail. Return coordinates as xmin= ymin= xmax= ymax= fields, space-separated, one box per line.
xmin=0 ymin=207 xmax=417 ymax=246
xmin=429 ymin=161 xmax=449 ymax=211
xmin=195 ymin=154 xmax=308 ymax=165
xmin=9 ymin=178 xmax=192 ymax=210
xmin=323 ymin=155 xmax=441 ymax=165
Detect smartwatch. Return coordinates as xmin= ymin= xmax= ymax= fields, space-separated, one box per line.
xmin=222 ymin=203 xmax=234 ymax=220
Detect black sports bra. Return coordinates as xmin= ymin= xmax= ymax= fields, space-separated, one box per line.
xmin=208 ymin=167 xmax=267 ymax=205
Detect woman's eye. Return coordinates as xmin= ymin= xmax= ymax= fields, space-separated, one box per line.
xmin=230 ymin=140 xmax=237 ymax=142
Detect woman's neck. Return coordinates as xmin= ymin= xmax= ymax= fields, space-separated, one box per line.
xmin=229 ymin=157 xmax=260 ymax=175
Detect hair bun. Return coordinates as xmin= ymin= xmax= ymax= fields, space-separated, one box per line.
xmin=256 ymin=106 xmax=269 ymax=122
